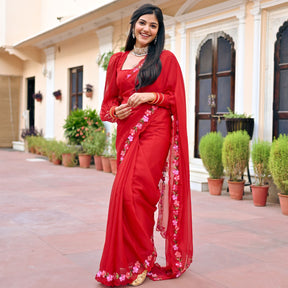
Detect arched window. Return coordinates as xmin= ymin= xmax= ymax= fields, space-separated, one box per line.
xmin=194 ymin=32 xmax=235 ymax=157
xmin=273 ymin=21 xmax=288 ymax=138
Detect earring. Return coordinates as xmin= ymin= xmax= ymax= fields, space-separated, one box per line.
xmin=132 ymin=30 xmax=135 ymax=39
xmin=154 ymin=35 xmax=157 ymax=44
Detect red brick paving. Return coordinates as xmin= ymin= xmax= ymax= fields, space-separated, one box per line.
xmin=0 ymin=149 xmax=288 ymax=288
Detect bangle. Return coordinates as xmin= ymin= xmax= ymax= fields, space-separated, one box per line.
xmin=148 ymin=93 xmax=158 ymax=104
xmin=109 ymin=106 xmax=117 ymax=119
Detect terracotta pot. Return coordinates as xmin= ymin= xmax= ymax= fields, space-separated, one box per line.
xmin=101 ymin=156 xmax=111 ymax=173
xmin=52 ymin=153 xmax=61 ymax=165
xmin=94 ymin=155 xmax=103 ymax=171
xmin=86 ymin=91 xmax=93 ymax=98
xmin=55 ymin=95 xmax=61 ymax=100
xmin=251 ymin=185 xmax=269 ymax=206
xmin=228 ymin=180 xmax=245 ymax=200
xmin=30 ymin=147 xmax=36 ymax=154
xmin=78 ymin=154 xmax=91 ymax=168
xmin=207 ymin=178 xmax=224 ymax=196
xmin=62 ymin=153 xmax=76 ymax=167
xmin=278 ymin=193 xmax=288 ymax=216
xmin=109 ymin=158 xmax=117 ymax=175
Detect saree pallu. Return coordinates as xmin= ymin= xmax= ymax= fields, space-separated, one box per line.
xmin=96 ymin=50 xmax=193 ymax=286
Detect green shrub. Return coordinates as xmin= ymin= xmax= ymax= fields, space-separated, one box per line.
xmin=251 ymin=140 xmax=271 ymax=186
xmin=222 ymin=130 xmax=250 ymax=181
xmin=269 ymin=134 xmax=288 ymax=194
xmin=63 ymin=108 xmax=103 ymax=145
xmin=199 ymin=132 xmax=224 ymax=179
xmin=82 ymin=126 xmax=106 ymax=156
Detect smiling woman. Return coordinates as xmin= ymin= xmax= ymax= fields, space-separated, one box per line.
xmin=95 ymin=4 xmax=193 ymax=287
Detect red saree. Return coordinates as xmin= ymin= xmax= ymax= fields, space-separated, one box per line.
xmin=96 ymin=50 xmax=193 ymax=286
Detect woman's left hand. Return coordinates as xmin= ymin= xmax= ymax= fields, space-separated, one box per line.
xmin=127 ymin=92 xmax=154 ymax=107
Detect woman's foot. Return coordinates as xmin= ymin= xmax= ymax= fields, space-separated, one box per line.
xmin=129 ymin=270 xmax=147 ymax=286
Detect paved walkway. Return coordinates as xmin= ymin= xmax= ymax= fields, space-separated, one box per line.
xmin=0 ymin=149 xmax=288 ymax=288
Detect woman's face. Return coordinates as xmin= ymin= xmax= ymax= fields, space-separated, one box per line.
xmin=134 ymin=13 xmax=159 ymax=48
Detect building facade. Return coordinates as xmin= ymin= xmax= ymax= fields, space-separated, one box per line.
xmin=0 ymin=0 xmax=288 ymax=190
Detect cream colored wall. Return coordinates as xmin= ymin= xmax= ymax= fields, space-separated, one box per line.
xmin=5 ymin=0 xmax=42 ymax=45
xmin=0 ymin=53 xmax=23 ymax=75
xmin=53 ymin=31 xmax=100 ymax=141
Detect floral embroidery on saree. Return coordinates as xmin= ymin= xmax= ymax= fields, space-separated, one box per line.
xmin=119 ymin=106 xmax=158 ymax=163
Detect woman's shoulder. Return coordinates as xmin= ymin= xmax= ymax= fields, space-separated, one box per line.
xmin=160 ymin=50 xmax=178 ymax=63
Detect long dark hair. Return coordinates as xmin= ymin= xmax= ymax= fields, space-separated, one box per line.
xmin=125 ymin=4 xmax=165 ymax=90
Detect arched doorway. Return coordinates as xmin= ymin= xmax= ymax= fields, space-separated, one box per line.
xmin=194 ymin=32 xmax=236 ymax=157
xmin=273 ymin=21 xmax=288 ymax=138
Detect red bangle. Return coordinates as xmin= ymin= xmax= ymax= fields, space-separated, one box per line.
xmin=109 ymin=106 xmax=117 ymax=119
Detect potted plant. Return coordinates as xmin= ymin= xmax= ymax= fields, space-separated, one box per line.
xmin=223 ymin=108 xmax=254 ymax=140
xmin=269 ymin=134 xmax=288 ymax=215
xmin=63 ymin=108 xmax=103 ymax=146
xmin=199 ymin=132 xmax=224 ymax=195
xmin=53 ymin=89 xmax=62 ymax=100
xmin=82 ymin=126 xmax=106 ymax=171
xmin=85 ymin=84 xmax=93 ymax=98
xmin=33 ymin=91 xmax=43 ymax=102
xmin=21 ymin=127 xmax=43 ymax=152
xmin=251 ymin=140 xmax=271 ymax=206
xmin=60 ymin=142 xmax=79 ymax=167
xmin=222 ymin=130 xmax=250 ymax=200
xmin=109 ymin=129 xmax=117 ymax=175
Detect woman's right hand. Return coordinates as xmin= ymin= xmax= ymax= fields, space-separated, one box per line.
xmin=114 ymin=104 xmax=132 ymax=120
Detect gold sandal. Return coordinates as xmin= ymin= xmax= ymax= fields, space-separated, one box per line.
xmin=129 ymin=270 xmax=147 ymax=287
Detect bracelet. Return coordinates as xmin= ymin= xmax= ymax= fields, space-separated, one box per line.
xmin=109 ymin=106 xmax=118 ymax=119
xmin=148 ymin=92 xmax=165 ymax=105
xmin=148 ymin=93 xmax=158 ymax=104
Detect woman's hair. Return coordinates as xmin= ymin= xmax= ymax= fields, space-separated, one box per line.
xmin=125 ymin=4 xmax=165 ymax=90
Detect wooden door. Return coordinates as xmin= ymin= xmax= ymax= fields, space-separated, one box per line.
xmin=273 ymin=21 xmax=288 ymax=138
xmin=194 ymin=32 xmax=235 ymax=157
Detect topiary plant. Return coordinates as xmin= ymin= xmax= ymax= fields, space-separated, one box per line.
xmin=269 ymin=134 xmax=288 ymax=195
xmin=199 ymin=132 xmax=224 ymax=179
xmin=222 ymin=130 xmax=250 ymax=181
xmin=251 ymin=140 xmax=271 ymax=186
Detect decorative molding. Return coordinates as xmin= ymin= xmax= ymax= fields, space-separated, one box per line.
xmin=176 ymin=0 xmax=243 ymax=23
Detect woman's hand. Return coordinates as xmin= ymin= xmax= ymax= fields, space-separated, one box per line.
xmin=114 ymin=104 xmax=132 ymax=120
xmin=127 ymin=92 xmax=154 ymax=107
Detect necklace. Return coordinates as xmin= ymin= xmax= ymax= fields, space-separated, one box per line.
xmin=131 ymin=45 xmax=148 ymax=57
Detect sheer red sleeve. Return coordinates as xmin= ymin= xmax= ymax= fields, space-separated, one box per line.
xmin=100 ymin=52 xmax=123 ymax=123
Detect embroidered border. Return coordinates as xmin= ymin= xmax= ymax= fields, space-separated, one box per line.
xmin=119 ymin=106 xmax=158 ymax=163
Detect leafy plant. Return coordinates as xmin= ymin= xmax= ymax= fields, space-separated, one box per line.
xmin=82 ymin=126 xmax=106 ymax=156
xmin=251 ymin=140 xmax=271 ymax=186
xmin=85 ymin=84 xmax=93 ymax=92
xmin=222 ymin=130 xmax=250 ymax=181
xmin=33 ymin=91 xmax=43 ymax=100
xmin=21 ymin=127 xmax=43 ymax=139
xmin=269 ymin=134 xmax=288 ymax=195
xmin=199 ymin=132 xmax=224 ymax=179
xmin=110 ymin=129 xmax=117 ymax=158
xmin=97 ymin=51 xmax=114 ymax=71
xmin=63 ymin=108 xmax=103 ymax=145
xmin=223 ymin=107 xmax=252 ymax=119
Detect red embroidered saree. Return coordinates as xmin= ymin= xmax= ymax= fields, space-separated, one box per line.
xmin=96 ymin=50 xmax=193 ymax=286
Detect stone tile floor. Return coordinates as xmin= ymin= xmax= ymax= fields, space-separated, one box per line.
xmin=0 ymin=149 xmax=287 ymax=288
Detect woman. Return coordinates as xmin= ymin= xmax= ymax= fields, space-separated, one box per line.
xmin=96 ymin=4 xmax=193 ymax=287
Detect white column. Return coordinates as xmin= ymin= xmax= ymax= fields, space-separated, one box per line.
xmin=96 ymin=26 xmax=114 ymax=137
xmin=167 ymin=25 xmax=176 ymax=54
xmin=179 ymin=23 xmax=187 ymax=83
xmin=251 ymin=2 xmax=262 ymax=141
xmin=235 ymin=6 xmax=246 ymax=114
xmin=44 ymin=47 xmax=55 ymax=139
